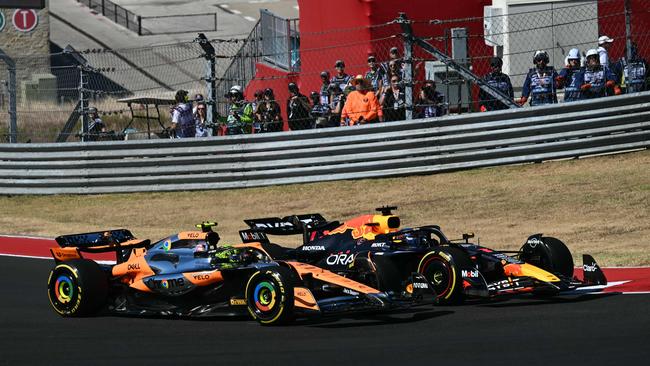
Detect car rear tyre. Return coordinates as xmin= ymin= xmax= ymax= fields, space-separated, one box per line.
xmin=520 ymin=236 xmax=574 ymax=278
xmin=47 ymin=259 xmax=108 ymax=317
xmin=418 ymin=247 xmax=472 ymax=305
xmin=245 ymin=267 xmax=295 ymax=325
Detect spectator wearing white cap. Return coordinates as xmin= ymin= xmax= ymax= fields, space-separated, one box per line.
xmin=598 ymin=35 xmax=614 ymax=67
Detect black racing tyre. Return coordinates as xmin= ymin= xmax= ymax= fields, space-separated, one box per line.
xmin=245 ymin=266 xmax=295 ymax=325
xmin=47 ymin=259 xmax=108 ymax=317
xmin=520 ymin=236 xmax=574 ymax=278
xmin=418 ymin=247 xmax=472 ymax=305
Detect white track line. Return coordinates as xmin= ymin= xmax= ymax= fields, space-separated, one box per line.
xmin=0 ymin=252 xmax=115 ymax=264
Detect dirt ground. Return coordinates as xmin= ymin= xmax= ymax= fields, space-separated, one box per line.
xmin=1 ymin=149 xmax=648 ymax=266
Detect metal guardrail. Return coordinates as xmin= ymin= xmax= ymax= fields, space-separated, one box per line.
xmin=0 ymin=92 xmax=648 ymax=195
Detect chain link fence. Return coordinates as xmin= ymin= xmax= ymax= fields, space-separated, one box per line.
xmin=1 ymin=0 xmax=648 ymax=142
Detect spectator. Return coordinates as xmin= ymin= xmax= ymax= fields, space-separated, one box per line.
xmin=86 ymin=106 xmax=109 ymax=141
xmin=387 ymin=59 xmax=404 ymax=80
xmin=251 ymin=90 xmax=264 ymax=119
xmin=340 ymin=74 xmax=383 ymax=126
xmin=330 ymin=60 xmax=352 ymax=92
xmin=287 ymin=82 xmax=311 ymax=130
xmin=557 ymin=48 xmax=585 ymax=102
xmin=310 ymin=91 xmax=331 ymax=128
xmin=255 ymin=88 xmax=283 ymax=132
xmin=327 ymin=83 xmax=344 ymax=127
xmin=319 ymin=71 xmax=331 ymax=105
xmin=194 ymin=102 xmax=209 ymax=137
xmin=520 ymin=50 xmax=558 ymax=106
xmin=613 ymin=42 xmax=648 ymax=94
xmin=192 ymin=93 xmax=204 ymax=115
xmin=582 ymin=48 xmax=618 ymax=99
xmin=597 ymin=35 xmax=614 ymax=67
xmin=365 ymin=55 xmax=388 ymax=96
xmin=479 ymin=56 xmax=514 ymax=111
xmin=170 ymin=89 xmax=196 ymax=138
xmin=415 ymin=80 xmax=446 ymax=118
xmin=224 ymin=85 xmax=253 ymax=135
xmin=380 ymin=75 xmax=405 ymax=121
xmin=383 ymin=46 xmax=404 ymax=75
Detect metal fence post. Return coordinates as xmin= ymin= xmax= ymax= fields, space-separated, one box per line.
xmin=114 ymin=3 xmax=118 ymax=23
xmin=196 ymin=33 xmax=217 ymax=131
xmin=0 ymin=48 xmax=17 ymax=143
xmin=137 ymin=15 xmax=142 ymax=36
xmin=399 ymin=13 xmax=414 ymax=120
xmin=79 ymin=65 xmax=89 ymax=142
xmin=101 ymin=0 xmax=105 ymax=16
xmin=624 ymin=0 xmax=633 ymax=61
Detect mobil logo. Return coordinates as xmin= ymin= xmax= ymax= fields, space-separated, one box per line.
xmin=13 ymin=9 xmax=38 ymax=32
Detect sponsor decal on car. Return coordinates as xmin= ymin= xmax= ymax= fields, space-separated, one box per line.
xmin=326 ymin=251 xmax=354 ymax=266
xmin=371 ymin=242 xmax=388 ymax=248
xmin=229 ymin=298 xmax=246 ymax=306
xmin=461 ymin=269 xmax=480 ymax=278
xmin=302 ymin=245 xmax=325 ymax=251
xmin=583 ymin=262 xmax=599 ymax=272
xmin=527 ymin=237 xmax=543 ymax=248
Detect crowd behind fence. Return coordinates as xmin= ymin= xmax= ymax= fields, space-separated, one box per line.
xmin=1 ymin=0 xmax=648 ymax=143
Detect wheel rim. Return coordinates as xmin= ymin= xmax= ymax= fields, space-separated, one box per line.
xmin=421 ymin=257 xmax=453 ymax=299
xmin=54 ymin=275 xmax=75 ymax=304
xmin=48 ymin=267 xmax=80 ymax=314
xmin=253 ymin=281 xmax=277 ymax=313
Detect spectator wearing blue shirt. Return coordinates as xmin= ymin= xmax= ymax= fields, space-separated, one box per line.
xmin=520 ymin=50 xmax=559 ymax=107
xmin=479 ymin=56 xmax=514 ymax=111
xmin=365 ymin=55 xmax=388 ymax=96
xmin=319 ymin=71 xmax=331 ymax=105
xmin=612 ymin=42 xmax=648 ymax=94
xmin=557 ymin=48 xmax=585 ymax=102
xmin=581 ymin=49 xmax=618 ymax=99
xmin=330 ymin=60 xmax=352 ymax=93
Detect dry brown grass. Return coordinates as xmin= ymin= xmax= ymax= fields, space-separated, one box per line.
xmin=1 ymin=149 xmax=648 ymax=266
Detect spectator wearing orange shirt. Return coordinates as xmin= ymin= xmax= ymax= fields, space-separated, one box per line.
xmin=341 ymin=75 xmax=383 ymax=126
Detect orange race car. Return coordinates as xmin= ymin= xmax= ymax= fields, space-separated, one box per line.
xmin=47 ymin=222 xmax=435 ymax=325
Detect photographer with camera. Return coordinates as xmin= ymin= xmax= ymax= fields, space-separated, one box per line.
xmin=415 ymin=80 xmax=446 ymax=118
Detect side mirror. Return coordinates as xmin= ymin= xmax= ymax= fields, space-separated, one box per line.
xmin=462 ymin=233 xmax=475 ymax=243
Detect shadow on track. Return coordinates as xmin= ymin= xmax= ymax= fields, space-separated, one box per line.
xmin=294 ymin=309 xmax=454 ymax=328
xmin=473 ymin=292 xmax=619 ymax=308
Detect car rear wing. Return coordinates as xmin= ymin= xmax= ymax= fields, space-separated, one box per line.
xmin=53 ymin=229 xmax=149 ymax=263
xmin=55 ymin=229 xmax=136 ymax=248
xmin=243 ymin=214 xmax=328 ymax=236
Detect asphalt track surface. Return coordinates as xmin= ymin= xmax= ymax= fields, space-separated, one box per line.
xmin=2 ymin=257 xmax=649 ymax=366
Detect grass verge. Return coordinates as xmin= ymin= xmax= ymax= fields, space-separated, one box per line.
xmin=0 ymin=149 xmax=648 ymax=266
